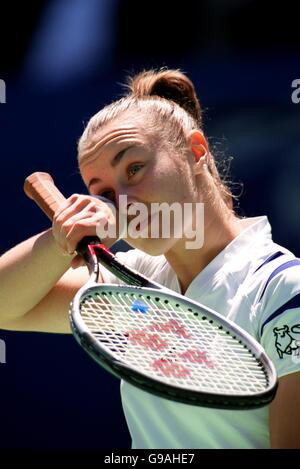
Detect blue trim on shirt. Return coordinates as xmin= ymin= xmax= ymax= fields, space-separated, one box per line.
xmin=258 ymin=259 xmax=300 ymax=303
xmin=254 ymin=251 xmax=284 ymax=274
xmin=260 ymin=292 xmax=300 ymax=336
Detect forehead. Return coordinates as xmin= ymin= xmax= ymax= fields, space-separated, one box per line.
xmin=79 ymin=115 xmax=152 ymax=167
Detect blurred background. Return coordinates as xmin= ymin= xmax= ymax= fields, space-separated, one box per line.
xmin=0 ymin=0 xmax=299 ymax=449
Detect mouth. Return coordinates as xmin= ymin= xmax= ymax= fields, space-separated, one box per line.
xmin=133 ymin=211 xmax=161 ymax=236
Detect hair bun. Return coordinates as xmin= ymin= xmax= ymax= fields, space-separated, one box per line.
xmin=128 ymin=69 xmax=202 ymax=126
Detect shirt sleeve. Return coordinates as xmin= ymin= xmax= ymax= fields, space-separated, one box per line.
xmin=98 ymin=248 xmax=144 ymax=285
xmin=258 ymin=263 xmax=300 ymax=378
xmin=98 ymin=247 xmax=169 ymax=285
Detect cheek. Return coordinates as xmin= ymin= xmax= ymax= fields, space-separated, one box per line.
xmin=153 ymin=160 xmax=184 ymax=187
xmin=146 ymin=168 xmax=193 ymax=202
xmin=134 ymin=166 xmax=168 ymax=198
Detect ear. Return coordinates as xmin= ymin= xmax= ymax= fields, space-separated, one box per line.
xmin=188 ymin=130 xmax=209 ymax=175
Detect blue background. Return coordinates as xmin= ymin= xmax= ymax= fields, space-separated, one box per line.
xmin=0 ymin=0 xmax=299 ymax=449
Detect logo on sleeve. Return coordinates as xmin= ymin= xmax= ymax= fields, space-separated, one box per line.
xmin=273 ymin=325 xmax=300 ymax=359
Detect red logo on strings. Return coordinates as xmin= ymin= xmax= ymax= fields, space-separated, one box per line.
xmin=125 ymin=319 xmax=216 ymax=377
xmin=152 ymin=359 xmax=190 ymax=378
xmin=179 ymin=349 xmax=215 ymax=368
xmin=148 ymin=319 xmax=191 ymax=338
xmin=127 ymin=330 xmax=168 ymax=351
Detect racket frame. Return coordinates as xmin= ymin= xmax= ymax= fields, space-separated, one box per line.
xmin=70 ymin=275 xmax=278 ymax=409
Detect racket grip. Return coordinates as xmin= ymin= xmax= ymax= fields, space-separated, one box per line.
xmin=24 ymin=172 xmax=66 ymax=220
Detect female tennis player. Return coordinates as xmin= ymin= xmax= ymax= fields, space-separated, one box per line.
xmin=0 ymin=69 xmax=300 ymax=448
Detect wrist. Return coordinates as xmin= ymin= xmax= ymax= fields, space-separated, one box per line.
xmin=47 ymin=229 xmax=77 ymax=262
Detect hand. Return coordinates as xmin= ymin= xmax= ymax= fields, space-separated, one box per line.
xmin=52 ymin=194 xmax=119 ymax=268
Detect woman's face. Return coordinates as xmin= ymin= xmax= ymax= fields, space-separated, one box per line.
xmin=79 ymin=115 xmax=201 ymax=255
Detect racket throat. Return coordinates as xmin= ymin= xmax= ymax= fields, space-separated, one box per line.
xmin=93 ymin=243 xmax=160 ymax=288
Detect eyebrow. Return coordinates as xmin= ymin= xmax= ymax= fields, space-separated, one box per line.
xmin=87 ymin=145 xmax=134 ymax=190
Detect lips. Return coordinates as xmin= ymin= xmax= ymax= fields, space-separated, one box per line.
xmin=134 ymin=211 xmax=160 ymax=235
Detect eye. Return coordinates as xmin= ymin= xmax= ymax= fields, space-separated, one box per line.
xmin=127 ymin=163 xmax=144 ymax=179
xmin=100 ymin=190 xmax=115 ymax=202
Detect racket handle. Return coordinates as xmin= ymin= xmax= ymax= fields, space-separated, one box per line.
xmin=24 ymin=172 xmax=100 ymax=256
xmin=24 ymin=172 xmax=66 ymax=220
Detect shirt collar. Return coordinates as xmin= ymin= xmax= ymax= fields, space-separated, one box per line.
xmin=183 ymin=216 xmax=272 ymax=298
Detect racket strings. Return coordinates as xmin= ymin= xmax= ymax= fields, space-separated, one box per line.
xmin=140 ymin=295 xmax=267 ymax=390
xmin=79 ymin=288 xmax=269 ymax=395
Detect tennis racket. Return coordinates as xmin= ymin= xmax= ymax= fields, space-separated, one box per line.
xmin=24 ymin=172 xmax=278 ymax=409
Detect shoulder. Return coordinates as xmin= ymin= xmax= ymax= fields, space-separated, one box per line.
xmin=99 ymin=246 xmax=170 ymax=284
xmin=255 ymin=253 xmax=300 ymax=378
xmin=115 ymin=248 xmax=168 ymax=275
xmin=257 ymin=255 xmax=300 ymax=334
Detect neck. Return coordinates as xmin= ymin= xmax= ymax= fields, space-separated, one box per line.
xmin=164 ymin=205 xmax=243 ymax=294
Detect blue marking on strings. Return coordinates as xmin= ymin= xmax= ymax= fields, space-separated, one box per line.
xmin=131 ymin=300 xmax=149 ymax=314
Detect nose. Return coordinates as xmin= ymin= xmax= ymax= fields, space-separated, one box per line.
xmin=92 ymin=194 xmax=115 ymax=205
xmin=115 ymin=186 xmax=139 ymax=212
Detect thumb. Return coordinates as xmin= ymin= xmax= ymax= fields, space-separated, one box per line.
xmin=71 ymin=254 xmax=85 ymax=269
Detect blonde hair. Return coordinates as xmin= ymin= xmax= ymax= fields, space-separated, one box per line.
xmin=78 ymin=69 xmax=233 ymax=208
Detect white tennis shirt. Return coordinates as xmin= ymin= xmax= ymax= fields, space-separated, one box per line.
xmin=99 ymin=216 xmax=300 ymax=448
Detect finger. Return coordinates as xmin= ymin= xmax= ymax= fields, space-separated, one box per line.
xmin=64 ymin=216 xmax=102 ymax=253
xmin=54 ymin=196 xmax=97 ymax=225
xmin=65 ymin=213 xmax=118 ymax=253
xmin=54 ymin=194 xmax=82 ymax=219
xmin=53 ymin=201 xmax=101 ymax=253
xmin=58 ymin=201 xmax=99 ymax=232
